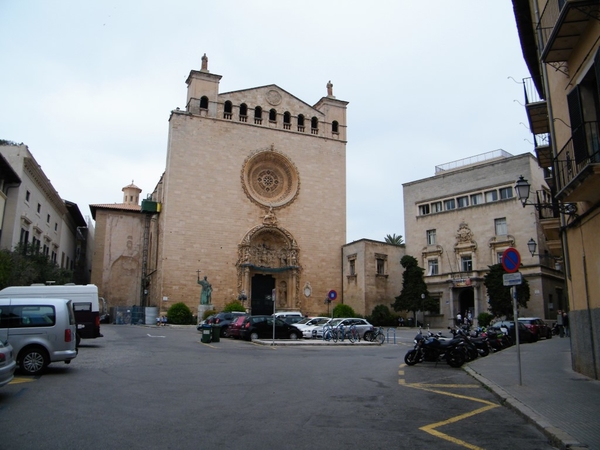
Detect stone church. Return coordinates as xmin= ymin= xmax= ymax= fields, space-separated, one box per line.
xmin=91 ymin=55 xmax=349 ymax=317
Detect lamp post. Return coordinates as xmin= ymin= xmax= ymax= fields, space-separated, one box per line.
xmin=514 ymin=176 xmax=578 ymax=216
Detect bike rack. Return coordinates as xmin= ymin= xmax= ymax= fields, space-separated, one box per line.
xmin=386 ymin=327 xmax=396 ymax=344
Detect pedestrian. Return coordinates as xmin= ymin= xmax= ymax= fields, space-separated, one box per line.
xmin=161 ymin=315 xmax=168 ymax=326
xmin=556 ymin=310 xmax=564 ymax=337
xmin=398 ymin=317 xmax=405 ymax=327
xmin=156 ymin=316 xmax=161 ymax=326
xmin=467 ymin=311 xmax=473 ymax=326
xmin=562 ymin=311 xmax=569 ymax=337
xmin=456 ymin=312 xmax=462 ymax=327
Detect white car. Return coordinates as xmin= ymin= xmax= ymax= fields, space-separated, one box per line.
xmin=293 ymin=317 xmax=330 ymax=339
xmin=311 ymin=318 xmax=374 ymax=340
xmin=0 ymin=340 xmax=16 ymax=388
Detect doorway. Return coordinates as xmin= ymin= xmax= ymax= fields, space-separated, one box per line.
xmin=458 ymin=288 xmax=474 ymax=319
xmin=251 ymin=274 xmax=275 ymax=315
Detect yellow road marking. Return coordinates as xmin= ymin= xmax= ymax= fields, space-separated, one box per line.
xmin=9 ymin=377 xmax=36 ymax=385
xmin=399 ymin=364 xmax=500 ymax=449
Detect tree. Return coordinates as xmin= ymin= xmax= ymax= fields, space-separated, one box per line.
xmin=332 ymin=303 xmax=356 ymax=318
xmin=392 ymin=255 xmax=437 ymax=322
xmin=384 ymin=233 xmax=404 ymax=245
xmin=223 ymin=300 xmax=246 ymax=312
xmin=167 ymin=302 xmax=194 ymax=324
xmin=483 ymin=264 xmax=530 ymax=319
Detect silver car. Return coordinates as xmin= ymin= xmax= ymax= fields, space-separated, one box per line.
xmin=0 ymin=340 xmax=16 ymax=388
xmin=312 ymin=318 xmax=374 ymax=340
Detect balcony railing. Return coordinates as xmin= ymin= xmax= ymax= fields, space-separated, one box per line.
xmin=523 ymin=77 xmax=549 ymax=135
xmin=538 ymin=0 xmax=600 ymax=63
xmin=555 ymin=121 xmax=600 ymax=197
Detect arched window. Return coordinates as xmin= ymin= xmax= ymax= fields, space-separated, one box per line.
xmin=239 ymin=103 xmax=248 ymax=122
xmin=332 ymin=120 xmax=339 ymax=134
xmin=224 ymin=101 xmax=232 ymax=119
xmin=283 ymin=111 xmax=291 ymax=130
xmin=311 ymin=117 xmax=319 ymax=135
xmin=269 ymin=109 xmax=277 ymax=122
xmin=297 ymin=114 xmax=305 ymax=132
xmin=200 ymin=96 xmax=209 ymax=109
xmin=254 ymin=106 xmax=262 ymax=124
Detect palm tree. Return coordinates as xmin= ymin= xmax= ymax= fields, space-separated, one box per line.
xmin=384 ymin=233 xmax=404 ymax=245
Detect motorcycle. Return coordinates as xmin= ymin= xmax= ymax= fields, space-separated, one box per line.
xmin=404 ymin=329 xmax=466 ymax=368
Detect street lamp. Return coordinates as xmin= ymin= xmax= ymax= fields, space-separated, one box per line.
xmin=527 ymin=238 xmax=538 ymax=257
xmin=514 ymin=176 xmax=578 ymax=216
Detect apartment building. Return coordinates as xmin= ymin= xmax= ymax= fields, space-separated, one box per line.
xmin=0 ymin=143 xmax=90 ymax=283
xmin=512 ymin=0 xmax=600 ymax=379
xmin=403 ymin=150 xmax=565 ymax=329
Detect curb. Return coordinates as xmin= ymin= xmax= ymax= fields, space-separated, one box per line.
xmin=464 ymin=365 xmax=587 ymax=450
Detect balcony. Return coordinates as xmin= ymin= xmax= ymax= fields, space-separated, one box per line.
xmin=538 ymin=0 xmax=600 ymax=63
xmin=554 ymin=121 xmax=600 ymax=203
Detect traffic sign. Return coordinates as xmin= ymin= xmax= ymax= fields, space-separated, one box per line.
xmin=502 ymin=247 xmax=521 ymax=273
xmin=503 ymin=272 xmax=522 ymax=286
xmin=328 ymin=290 xmax=337 ymax=301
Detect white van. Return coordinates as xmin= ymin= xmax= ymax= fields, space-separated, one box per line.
xmin=0 ymin=284 xmax=103 ymax=345
xmin=0 ymin=297 xmax=78 ymax=375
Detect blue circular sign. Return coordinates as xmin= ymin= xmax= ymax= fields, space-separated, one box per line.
xmin=502 ymin=248 xmax=521 ymax=273
xmin=328 ymin=290 xmax=337 ymax=301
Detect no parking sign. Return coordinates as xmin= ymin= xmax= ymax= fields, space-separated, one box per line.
xmin=327 ymin=290 xmax=337 ymax=301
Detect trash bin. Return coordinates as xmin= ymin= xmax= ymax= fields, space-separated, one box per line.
xmin=211 ymin=325 xmax=221 ymax=342
xmin=407 ymin=317 xmax=415 ymax=327
xmin=201 ymin=324 xmax=212 ymax=343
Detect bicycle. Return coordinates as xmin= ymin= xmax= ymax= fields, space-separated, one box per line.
xmin=364 ymin=327 xmax=385 ymax=344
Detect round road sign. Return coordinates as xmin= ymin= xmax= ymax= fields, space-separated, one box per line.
xmin=502 ymin=247 xmax=521 ymax=273
xmin=328 ymin=290 xmax=337 ymax=301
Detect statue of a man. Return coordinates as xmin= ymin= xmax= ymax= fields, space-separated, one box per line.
xmin=198 ymin=276 xmax=212 ymax=305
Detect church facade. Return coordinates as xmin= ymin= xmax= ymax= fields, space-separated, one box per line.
xmin=92 ymin=55 xmax=348 ymax=317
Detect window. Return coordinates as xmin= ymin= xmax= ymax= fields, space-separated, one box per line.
xmin=199 ymin=96 xmax=208 ymax=109
xmin=495 ymin=217 xmax=507 ymax=235
xmin=37 ymin=203 xmax=41 ymax=213
xmin=376 ymin=258 xmax=385 ymax=275
xmin=332 ymin=120 xmax=339 ymax=134
xmin=269 ymin=109 xmax=277 ymax=122
xmin=457 ymin=196 xmax=469 ymax=208
xmin=499 ymin=187 xmax=513 ymax=199
xmin=497 ymin=252 xmax=504 ymax=264
xmin=349 ymin=259 xmax=355 ymax=276
xmin=426 ymin=229 xmax=436 ymax=245
xmin=444 ymin=199 xmax=456 ymax=210
xmin=311 ymin=117 xmax=319 ymax=135
xmin=20 ymin=228 xmax=29 ymax=246
xmin=283 ymin=111 xmax=291 ymax=129
xmin=25 ymin=191 xmax=30 ymax=202
xmin=431 ymin=201 xmax=442 ymax=213
xmin=428 ymin=259 xmax=439 ymax=275
xmin=297 ymin=114 xmax=305 ymax=132
xmin=54 ymin=223 xmax=58 ymax=231
xmin=461 ymin=255 xmax=473 ymax=272
xmin=46 ymin=214 xmax=50 ymax=223
xmin=254 ymin=106 xmax=262 ymax=124
xmin=239 ymin=103 xmax=248 ymax=122
xmin=224 ymin=101 xmax=232 ymax=119
xmin=419 ymin=204 xmax=430 ymax=215
xmin=470 ymin=193 xmax=483 ymax=205
xmin=485 ymin=190 xmax=498 ymax=202
xmin=32 ymin=236 xmax=40 ymax=252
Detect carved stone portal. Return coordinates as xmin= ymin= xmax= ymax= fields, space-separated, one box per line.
xmin=237 ymin=224 xmax=301 ymax=310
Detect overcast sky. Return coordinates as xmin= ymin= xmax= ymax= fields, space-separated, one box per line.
xmin=0 ymin=1 xmax=532 ymax=244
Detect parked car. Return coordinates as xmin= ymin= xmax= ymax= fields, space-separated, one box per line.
xmin=0 ymin=297 xmax=78 ymax=375
xmin=0 ymin=340 xmax=17 ymax=388
xmin=212 ymin=312 xmax=248 ymax=337
xmin=490 ymin=320 xmax=537 ymax=343
xmin=196 ymin=314 xmax=216 ymax=331
xmin=293 ymin=317 xmax=330 ymax=338
xmin=518 ymin=317 xmax=552 ymax=339
xmin=311 ymin=318 xmax=374 ymax=340
xmin=240 ymin=315 xmax=302 ymax=341
xmin=227 ymin=315 xmax=247 ymax=340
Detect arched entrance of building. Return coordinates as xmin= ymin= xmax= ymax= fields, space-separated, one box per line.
xmin=251 ymin=274 xmax=275 ymax=315
xmin=237 ymin=223 xmax=301 ymax=314
xmin=458 ymin=288 xmax=474 ymax=319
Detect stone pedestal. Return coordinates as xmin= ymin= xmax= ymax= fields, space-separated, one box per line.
xmin=198 ymin=304 xmax=214 ymax=324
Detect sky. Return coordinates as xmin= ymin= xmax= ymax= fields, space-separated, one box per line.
xmin=0 ymin=1 xmax=532 ymax=244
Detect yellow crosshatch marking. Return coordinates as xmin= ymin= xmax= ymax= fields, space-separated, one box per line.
xmin=398 ymin=363 xmax=499 ymax=450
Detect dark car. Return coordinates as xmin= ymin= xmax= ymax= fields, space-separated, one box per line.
xmin=240 ymin=315 xmax=302 ymax=341
xmin=212 ymin=312 xmax=248 ymax=337
xmin=227 ymin=315 xmax=247 ymax=340
xmin=518 ymin=317 xmax=552 ymax=339
xmin=490 ymin=320 xmax=537 ymax=343
xmin=196 ymin=314 xmax=216 ymax=331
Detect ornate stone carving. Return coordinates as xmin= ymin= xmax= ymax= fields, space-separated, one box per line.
xmin=455 ymin=222 xmax=477 ymax=253
xmin=266 ymin=89 xmax=282 ymax=106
